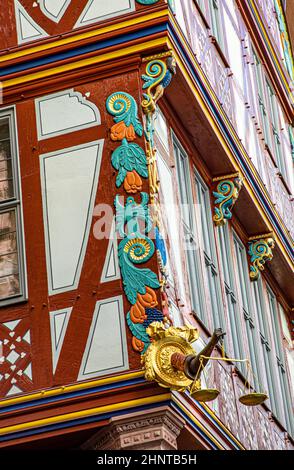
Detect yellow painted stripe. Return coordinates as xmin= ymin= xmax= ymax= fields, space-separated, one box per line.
xmin=2 ymin=37 xmax=168 ymax=88
xmin=0 ymin=9 xmax=168 ymax=64
xmin=0 ymin=371 xmax=145 ymax=408
xmin=172 ymin=395 xmax=225 ymax=450
xmin=0 ymin=393 xmax=171 ymax=436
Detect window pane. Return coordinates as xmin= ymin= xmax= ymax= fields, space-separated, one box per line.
xmin=0 ymin=118 xmax=14 ymax=202
xmin=0 ymin=210 xmax=20 ymax=299
xmin=174 ymin=144 xmax=194 ymax=230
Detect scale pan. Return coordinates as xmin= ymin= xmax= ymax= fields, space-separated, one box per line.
xmin=239 ymin=393 xmax=268 ymax=406
xmin=190 ymin=388 xmax=220 ymax=402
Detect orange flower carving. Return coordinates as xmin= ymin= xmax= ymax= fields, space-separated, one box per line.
xmin=137 ymin=287 xmax=158 ymax=309
xmin=110 ymin=122 xmax=136 ymax=141
xmin=132 ymin=336 xmax=145 ymax=353
xmin=130 ymin=302 xmax=147 ymax=324
xmin=124 ymin=170 xmax=143 ymax=193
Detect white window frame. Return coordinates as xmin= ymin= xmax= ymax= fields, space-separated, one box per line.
xmin=0 ymin=107 xmax=27 ymax=306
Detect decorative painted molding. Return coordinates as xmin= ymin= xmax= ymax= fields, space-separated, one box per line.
xmin=248 ymin=234 xmax=275 ymax=281
xmin=35 ymin=89 xmax=101 ymax=140
xmin=212 ymin=172 xmax=243 ymax=226
xmin=14 ymin=0 xmax=48 ymax=45
xmin=49 ymin=308 xmax=72 ymax=373
xmin=74 ymin=0 xmax=135 ymax=29
xmin=78 ymin=296 xmax=128 ymax=380
xmin=37 ymin=0 xmax=71 ymax=23
xmin=40 ymin=140 xmax=104 ymax=295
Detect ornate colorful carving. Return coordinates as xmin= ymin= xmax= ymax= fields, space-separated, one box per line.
xmin=111 ymin=138 xmax=148 ymax=190
xmin=106 ymin=92 xmax=143 ymax=140
xmin=141 ymin=52 xmax=176 ymax=294
xmin=142 ymin=55 xmax=176 ymax=110
xmin=106 ymin=92 xmax=148 ymax=195
xmin=212 ymin=172 xmax=243 ymax=226
xmin=107 ymin=88 xmax=167 ymax=354
xmin=141 ymin=52 xmax=176 ymax=200
xmin=115 ymin=193 xmax=160 ymax=304
xmin=248 ymin=234 xmax=275 ymax=281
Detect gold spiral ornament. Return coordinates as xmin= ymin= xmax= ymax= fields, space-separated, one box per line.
xmin=124 ymin=237 xmax=155 ymax=264
xmin=106 ymin=92 xmax=132 ymax=117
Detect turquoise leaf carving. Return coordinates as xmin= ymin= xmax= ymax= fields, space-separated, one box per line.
xmin=111 ymin=138 xmax=148 ymax=188
xmin=118 ymin=237 xmax=160 ymax=305
xmin=115 ymin=192 xmax=153 ymax=238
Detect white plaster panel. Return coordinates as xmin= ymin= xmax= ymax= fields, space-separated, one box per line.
xmin=78 ymin=296 xmax=128 ymax=380
xmin=35 ymin=89 xmax=101 ymax=140
xmin=100 ymin=220 xmax=120 ymax=283
xmin=74 ymin=0 xmax=135 ymax=28
xmin=38 ymin=0 xmax=71 ymax=22
xmin=40 ymin=140 xmax=104 ymax=295
xmin=15 ymin=0 xmax=48 ymax=44
xmin=6 ymin=385 xmax=22 ymax=396
xmin=49 ymin=308 xmax=72 ymax=373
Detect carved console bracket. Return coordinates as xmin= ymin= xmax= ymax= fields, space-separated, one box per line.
xmin=248 ymin=233 xmax=275 ymax=281
xmin=212 ymin=172 xmax=243 ymax=226
xmin=81 ymin=407 xmax=185 ymax=450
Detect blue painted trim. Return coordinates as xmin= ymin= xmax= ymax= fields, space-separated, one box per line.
xmin=0 ymin=24 xmax=167 ymax=77
xmin=0 ymin=401 xmax=170 ymax=443
xmin=0 ymin=378 xmax=146 ymax=414
xmin=0 ymin=399 xmax=236 ymax=449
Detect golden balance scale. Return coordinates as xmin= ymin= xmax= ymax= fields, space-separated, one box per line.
xmin=142 ymin=323 xmax=268 ymax=407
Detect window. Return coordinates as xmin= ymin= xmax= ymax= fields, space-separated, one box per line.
xmin=233 ymin=233 xmax=261 ymax=381
xmin=0 ymin=109 xmax=26 ymax=304
xmin=195 ymin=0 xmax=205 ymax=12
xmin=217 ymin=226 xmax=244 ymax=366
xmin=267 ymin=290 xmax=294 ymax=435
xmin=173 ymin=137 xmax=206 ymax=322
xmin=252 ymin=278 xmax=282 ymax=418
xmin=266 ymin=81 xmax=286 ymax=176
xmin=208 ymin=0 xmax=224 ymax=50
xmin=194 ymin=171 xmax=224 ymax=331
xmin=288 ymin=126 xmax=294 ymax=161
xmin=253 ymin=51 xmax=272 ymax=149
